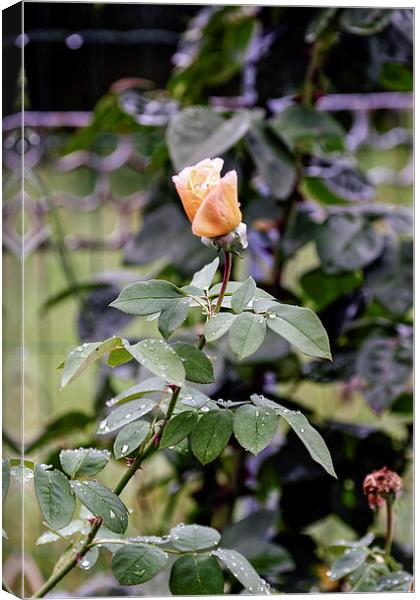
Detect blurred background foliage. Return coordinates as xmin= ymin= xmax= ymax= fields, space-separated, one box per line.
xmin=2 ymin=3 xmax=412 ymax=595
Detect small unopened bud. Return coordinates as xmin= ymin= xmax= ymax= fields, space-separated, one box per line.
xmin=363 ymin=466 xmax=402 ymax=510
xmin=201 ymin=222 xmax=248 ymax=256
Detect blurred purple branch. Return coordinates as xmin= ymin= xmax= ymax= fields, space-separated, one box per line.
xmin=316 ymin=92 xmax=413 ymax=112
xmin=267 ymin=91 xmax=413 ymax=114
xmin=3 ymin=111 xmax=91 ymax=131
xmin=3 ymin=92 xmax=413 ymax=131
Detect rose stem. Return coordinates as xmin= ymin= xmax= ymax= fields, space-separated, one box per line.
xmin=384 ymin=497 xmax=395 ymax=557
xmin=213 ymin=250 xmax=232 ymax=315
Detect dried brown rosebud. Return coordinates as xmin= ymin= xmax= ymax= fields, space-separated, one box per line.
xmin=363 ymin=466 xmax=402 ymax=510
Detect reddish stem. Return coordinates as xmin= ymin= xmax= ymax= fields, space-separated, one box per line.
xmin=213 ymin=251 xmax=232 ymax=315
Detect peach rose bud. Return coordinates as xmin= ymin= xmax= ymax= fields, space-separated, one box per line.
xmin=172 ymin=158 xmax=242 ymax=238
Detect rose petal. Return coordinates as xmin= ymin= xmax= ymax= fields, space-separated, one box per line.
xmin=191 ymin=171 xmax=241 ymax=237
xmin=172 ymin=179 xmax=203 ymax=223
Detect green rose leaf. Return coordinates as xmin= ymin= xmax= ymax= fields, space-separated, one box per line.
xmin=113 ymin=421 xmax=151 ymax=459
xmin=97 ymin=398 xmax=155 ymax=435
xmin=10 ymin=463 xmax=35 ymax=484
xmin=213 ymin=548 xmax=270 ymax=594
xmin=191 ymin=410 xmax=233 ymax=464
xmin=124 ymin=339 xmax=185 ymax=387
xmin=178 ymin=387 xmax=217 ymax=412
xmin=170 ymin=554 xmax=224 ymax=595
xmin=111 ymin=544 xmax=168 ymax=585
xmin=36 ymin=520 xmax=88 ymax=546
xmin=72 ymin=480 xmax=128 ymax=534
xmin=245 ymin=122 xmax=296 ymax=199
xmin=329 ymin=547 xmax=368 ymax=580
xmin=167 ymin=107 xmax=252 ymax=170
xmin=300 ymin=268 xmax=363 ymax=311
xmin=229 ymin=313 xmax=267 ymax=360
xmin=349 ymin=562 xmax=390 ymax=592
xmin=270 ymin=105 xmax=346 ymax=155
xmin=264 ymin=302 xmax=331 ymax=360
xmin=356 ymin=335 xmax=412 ymax=414
xmin=204 ymin=313 xmax=235 ymax=342
xmin=169 ymin=523 xmax=221 ymax=552
xmin=252 ymin=395 xmax=336 ymax=478
xmin=107 ymin=377 xmax=166 ymax=408
xmin=107 ymin=347 xmax=133 ymax=368
xmin=209 ymin=281 xmax=274 ymax=310
xmin=60 ymin=337 xmax=126 ymax=388
xmin=172 ymin=342 xmax=214 ymax=384
xmin=191 ymin=257 xmax=220 ymax=291
xmin=166 ymin=437 xmax=189 ymax=456
xmin=316 ymin=213 xmax=384 ymax=273
xmin=34 ymin=466 xmax=76 ymax=530
xmin=158 ymin=298 xmax=190 ymax=339
xmin=160 ymin=411 xmax=198 ymax=449
xmin=59 ymin=448 xmax=111 ymax=478
xmin=231 ymin=277 xmax=257 ymax=314
xmin=378 ymin=571 xmax=413 ymax=592
xmin=233 ymin=404 xmax=278 ymax=455
xmin=110 ymin=280 xmax=186 ymax=315
xmin=365 ymin=237 xmax=413 ymax=317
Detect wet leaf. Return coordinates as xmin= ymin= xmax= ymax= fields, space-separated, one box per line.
xmin=160 ymin=411 xmax=198 ymax=449
xmin=229 ymin=313 xmax=267 ymax=360
xmin=233 ymin=404 xmax=278 ymax=455
xmin=173 ymin=342 xmax=214 ymax=384
xmin=191 ymin=409 xmax=233 ymax=464
xmin=213 ymin=548 xmax=270 ymax=594
xmin=97 ymin=398 xmax=155 ymax=435
xmin=169 ymin=523 xmax=221 ymax=552
xmin=124 ymin=339 xmax=185 ymax=387
xmin=60 ymin=448 xmax=111 ymax=478
xmin=34 ymin=466 xmax=75 ymax=530
xmin=72 ymin=480 xmax=128 ymax=534
xmin=170 ymin=554 xmax=224 ymax=595
xmin=111 ymin=544 xmax=168 ymax=585
xmin=113 ymin=420 xmax=151 ymax=459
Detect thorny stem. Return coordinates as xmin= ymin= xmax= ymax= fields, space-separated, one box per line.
xmin=213 ymin=250 xmax=232 ymax=315
xmin=32 ymin=254 xmax=232 ymax=598
xmin=384 ymin=497 xmax=395 ymax=557
xmin=158 ymin=386 xmax=181 ymax=438
xmin=32 ymin=518 xmax=100 ymax=598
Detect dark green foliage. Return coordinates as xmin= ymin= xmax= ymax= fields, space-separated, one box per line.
xmin=170 ymin=555 xmax=224 ymax=594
